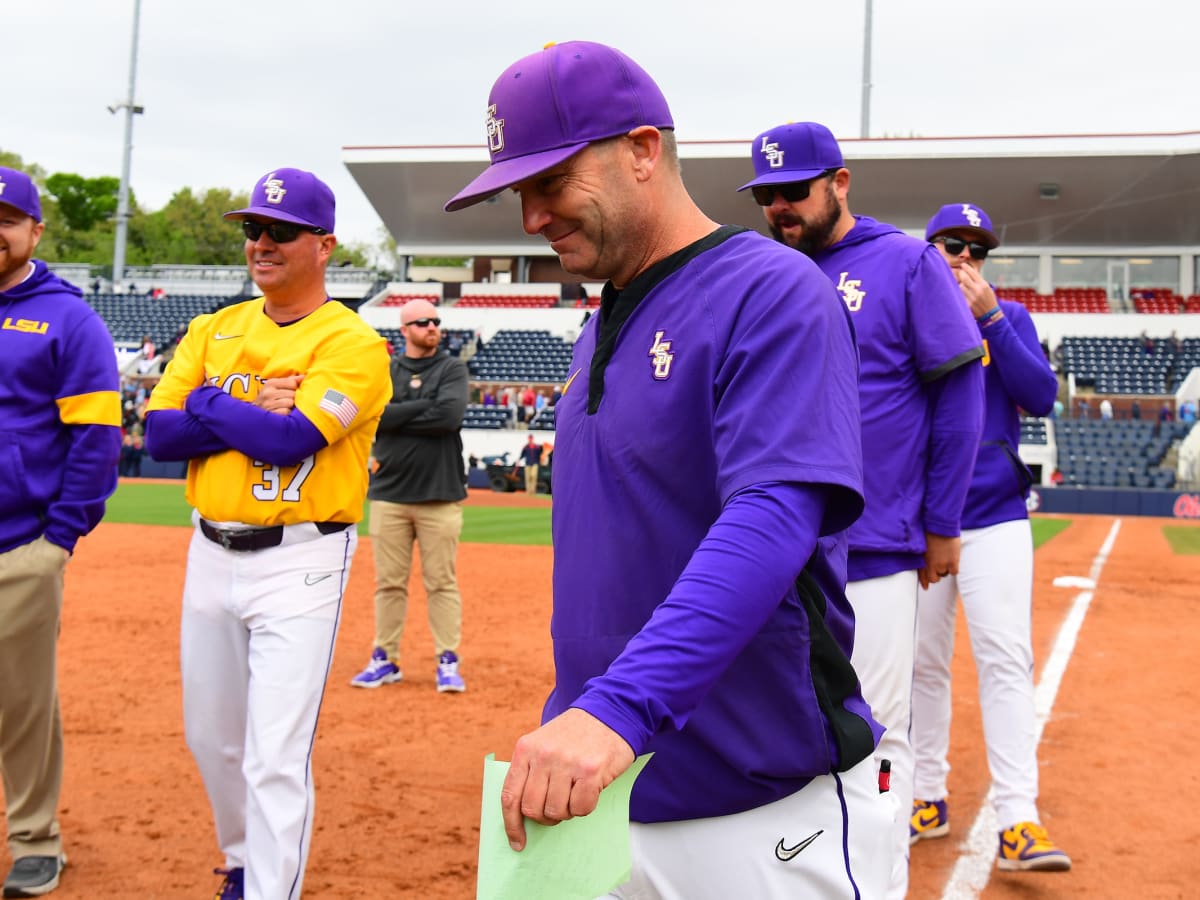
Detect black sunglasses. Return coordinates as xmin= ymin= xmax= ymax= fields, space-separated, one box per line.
xmin=403 ymin=317 xmax=441 ymax=328
xmin=750 ymin=169 xmax=839 ymax=207
xmin=934 ymin=236 xmax=989 ymax=260
xmin=241 ymin=220 xmax=327 ymax=243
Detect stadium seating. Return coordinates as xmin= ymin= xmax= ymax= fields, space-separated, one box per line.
xmin=995 ymin=287 xmax=1039 ymax=304
xmin=87 ymin=293 xmax=225 ymax=347
xmin=1020 ymin=416 xmax=1049 ymax=445
xmin=997 ymin=287 xmax=1111 ymax=313
xmin=996 ymin=285 xmax=1200 ymax=315
xmin=455 ymin=294 xmax=559 ymax=309
xmin=374 ymin=326 xmax=474 ymax=359
xmin=528 ymin=406 xmax=556 ymax=431
xmin=467 ymin=329 xmax=572 ymax=383
xmin=1132 ymin=287 xmax=1185 ymax=314
xmin=1053 ymin=419 xmax=1191 ymax=488
xmin=379 ymin=293 xmax=440 ymax=307
xmin=1056 ymin=335 xmax=1200 ymax=393
xmin=463 ymin=404 xmax=514 ymax=429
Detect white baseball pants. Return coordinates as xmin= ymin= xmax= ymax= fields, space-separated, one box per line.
xmin=603 ymin=755 xmax=892 ymax=899
xmin=847 ymin=570 xmax=919 ymax=900
xmin=912 ymin=519 xmax=1040 ymax=829
xmin=181 ymin=522 xmax=356 ymax=900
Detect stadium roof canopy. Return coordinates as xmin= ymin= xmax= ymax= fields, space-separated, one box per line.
xmin=344 ymin=130 xmax=1200 ymax=258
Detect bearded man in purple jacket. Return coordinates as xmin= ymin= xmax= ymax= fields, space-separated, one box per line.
xmin=741 ymin=123 xmax=985 ymax=899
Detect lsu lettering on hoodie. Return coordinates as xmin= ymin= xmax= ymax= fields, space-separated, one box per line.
xmin=0 ymin=260 xmax=121 ymax=554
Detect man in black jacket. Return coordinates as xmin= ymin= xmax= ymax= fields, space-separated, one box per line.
xmin=350 ymin=299 xmax=470 ymax=692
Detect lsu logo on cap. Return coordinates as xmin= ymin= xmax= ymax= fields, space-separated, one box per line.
xmin=961 ymin=203 xmax=983 ymax=227
xmin=263 ymin=173 xmax=287 ymax=204
xmin=649 ymin=330 xmax=675 ymax=380
xmin=486 ymin=104 xmax=505 ymax=155
xmin=0 ymin=175 xmax=7 ymax=197
xmin=760 ymin=136 xmax=784 ymax=169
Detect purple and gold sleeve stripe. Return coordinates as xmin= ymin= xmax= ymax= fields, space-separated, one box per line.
xmin=57 ymin=390 xmax=122 ymax=427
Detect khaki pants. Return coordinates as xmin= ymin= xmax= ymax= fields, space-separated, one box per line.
xmin=369 ymin=500 xmax=463 ymax=664
xmin=524 ymin=464 xmax=539 ymax=494
xmin=0 ymin=537 xmax=69 ymax=859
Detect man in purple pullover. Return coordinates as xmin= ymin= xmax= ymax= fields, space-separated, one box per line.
xmin=446 ymin=42 xmax=891 ymax=897
xmin=910 ymin=203 xmax=1070 ymax=873
xmin=0 ymin=167 xmax=121 ymax=897
xmin=740 ymin=123 xmax=985 ymax=898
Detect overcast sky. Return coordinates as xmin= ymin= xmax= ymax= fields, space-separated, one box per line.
xmin=8 ymin=0 xmax=1198 ymax=250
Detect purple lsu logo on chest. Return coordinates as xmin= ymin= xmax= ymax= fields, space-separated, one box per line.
xmin=648 ymin=330 xmax=675 ymax=380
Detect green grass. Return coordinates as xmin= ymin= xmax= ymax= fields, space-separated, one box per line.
xmin=104 ymin=481 xmax=552 ymax=545
xmin=1031 ymin=517 xmax=1072 ymax=549
xmin=460 ymin=506 xmax=551 ymax=545
xmin=105 ymin=481 xmax=190 ymax=526
xmin=1163 ymin=525 xmax=1200 ymax=555
xmin=106 ymin=481 xmax=1071 ymax=552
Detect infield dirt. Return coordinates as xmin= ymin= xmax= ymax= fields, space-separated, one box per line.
xmin=2 ymin=495 xmax=1196 ymax=898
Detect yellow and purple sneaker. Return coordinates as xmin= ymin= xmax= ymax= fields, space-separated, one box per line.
xmin=910 ymin=798 xmax=950 ymax=845
xmin=997 ymin=822 xmax=1072 ymax=871
xmin=213 ymin=866 xmax=244 ymax=899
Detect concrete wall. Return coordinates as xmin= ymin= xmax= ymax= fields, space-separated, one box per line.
xmin=460 ymin=427 xmax=554 ymax=469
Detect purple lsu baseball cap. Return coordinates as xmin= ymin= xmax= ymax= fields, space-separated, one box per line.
xmin=223 ymin=167 xmax=335 ymax=233
xmin=737 ymin=122 xmax=844 ymax=192
xmin=925 ymin=202 xmax=1000 ymax=249
xmin=444 ymin=41 xmax=674 ymax=212
xmin=0 ymin=166 xmax=43 ymax=222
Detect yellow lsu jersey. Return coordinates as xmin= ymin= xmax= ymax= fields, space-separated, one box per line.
xmin=145 ymin=298 xmax=391 ymax=525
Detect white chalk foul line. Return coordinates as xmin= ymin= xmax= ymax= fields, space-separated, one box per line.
xmin=940 ymin=518 xmax=1122 ymax=900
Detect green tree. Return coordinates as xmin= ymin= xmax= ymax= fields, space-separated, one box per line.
xmin=0 ymin=150 xmax=46 ymax=182
xmin=331 ymin=241 xmax=369 ymax=268
xmin=29 ymin=172 xmax=122 ymax=264
xmin=130 ymin=186 xmax=249 ymax=266
xmin=1 ymin=154 xmax=384 ymax=272
xmin=44 ymin=173 xmax=119 ymax=231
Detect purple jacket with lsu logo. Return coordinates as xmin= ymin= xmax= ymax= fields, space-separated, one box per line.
xmin=810 ymin=215 xmax=985 ymax=581
xmin=545 ymin=225 xmax=882 ymax=823
xmin=0 ymin=261 xmax=121 ymax=554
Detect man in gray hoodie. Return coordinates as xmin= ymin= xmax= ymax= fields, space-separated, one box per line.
xmin=350 ymin=299 xmax=470 ymax=693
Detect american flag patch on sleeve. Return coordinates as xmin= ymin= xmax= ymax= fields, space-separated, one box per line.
xmin=318 ymin=389 xmax=359 ymax=428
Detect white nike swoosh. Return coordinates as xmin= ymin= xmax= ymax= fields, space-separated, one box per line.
xmin=774 ymin=829 xmax=823 ymax=862
xmin=214 ymin=332 xmax=243 ymax=341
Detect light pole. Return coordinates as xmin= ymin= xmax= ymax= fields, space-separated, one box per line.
xmin=861 ymin=0 xmax=873 ymax=138
xmin=110 ymin=0 xmax=144 ymax=290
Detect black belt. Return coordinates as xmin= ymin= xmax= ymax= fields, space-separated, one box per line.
xmin=199 ymin=519 xmax=351 ymax=552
